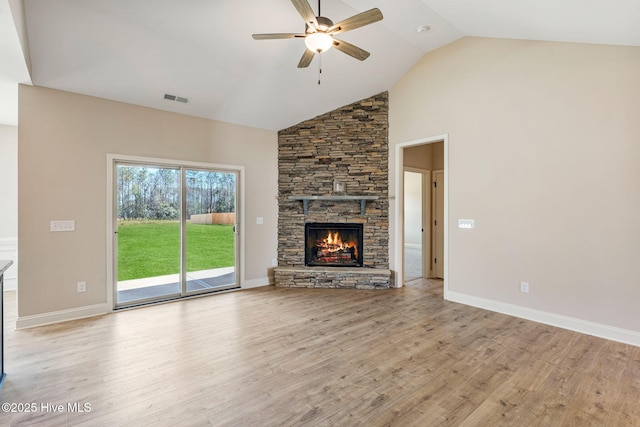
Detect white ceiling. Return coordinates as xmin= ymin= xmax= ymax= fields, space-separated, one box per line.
xmin=1 ymin=0 xmax=639 ymax=130
xmin=0 ymin=0 xmax=31 ymax=126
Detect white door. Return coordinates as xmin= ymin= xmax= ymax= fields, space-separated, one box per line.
xmin=431 ymin=170 xmax=444 ymax=278
xmin=404 ymin=171 xmax=424 ymax=281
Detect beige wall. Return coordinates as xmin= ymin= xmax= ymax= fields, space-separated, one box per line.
xmin=404 ymin=141 xmax=443 ymax=171
xmin=18 ymin=85 xmax=277 ymax=318
xmin=390 ymin=37 xmax=640 ymax=334
xmin=404 ymin=144 xmax=433 ymax=170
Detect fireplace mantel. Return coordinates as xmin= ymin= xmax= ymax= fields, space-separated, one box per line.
xmin=288 ymin=195 xmax=379 ymax=215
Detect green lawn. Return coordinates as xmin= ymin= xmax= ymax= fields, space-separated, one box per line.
xmin=117 ymin=221 xmax=235 ymax=281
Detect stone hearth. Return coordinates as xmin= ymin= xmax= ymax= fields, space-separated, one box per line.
xmin=275 ymin=92 xmax=391 ymax=289
xmin=275 ymin=267 xmax=391 ymax=290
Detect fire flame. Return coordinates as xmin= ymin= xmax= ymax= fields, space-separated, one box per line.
xmin=308 ymin=227 xmax=360 ymax=265
xmin=327 ymin=232 xmax=342 ymax=246
xmin=317 ymin=231 xmax=357 ymax=257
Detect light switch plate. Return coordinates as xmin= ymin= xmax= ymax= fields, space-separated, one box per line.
xmin=458 ymin=219 xmax=474 ymax=229
xmin=51 ymin=220 xmax=75 ymax=232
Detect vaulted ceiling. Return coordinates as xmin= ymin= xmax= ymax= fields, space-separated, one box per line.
xmin=1 ymin=0 xmax=639 ymax=129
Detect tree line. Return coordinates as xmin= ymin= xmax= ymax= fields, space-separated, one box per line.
xmin=117 ymin=166 xmax=235 ymax=220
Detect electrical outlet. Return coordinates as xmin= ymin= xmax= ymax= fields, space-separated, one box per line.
xmin=520 ymin=281 xmax=529 ymax=293
xmin=77 ymin=281 xmax=87 ymax=293
xmin=272 ymin=258 xmax=278 ymax=267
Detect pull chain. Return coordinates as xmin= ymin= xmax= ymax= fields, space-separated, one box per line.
xmin=317 ymin=0 xmax=322 ymax=85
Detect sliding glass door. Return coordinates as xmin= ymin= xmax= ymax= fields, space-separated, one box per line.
xmin=114 ymin=162 xmax=239 ymax=308
xmin=184 ymin=169 xmax=237 ymax=294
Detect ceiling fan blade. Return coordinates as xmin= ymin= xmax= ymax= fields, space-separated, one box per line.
xmin=297 ymin=48 xmax=315 ymax=68
xmin=291 ymin=0 xmax=319 ymax=31
xmin=332 ymin=38 xmax=370 ymax=61
xmin=252 ymin=33 xmax=306 ymax=40
xmin=328 ymin=8 xmax=383 ymax=35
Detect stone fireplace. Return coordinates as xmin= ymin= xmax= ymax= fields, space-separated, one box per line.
xmin=274 ymin=92 xmax=391 ymax=289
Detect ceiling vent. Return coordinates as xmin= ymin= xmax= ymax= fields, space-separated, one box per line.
xmin=163 ymin=93 xmax=189 ymax=104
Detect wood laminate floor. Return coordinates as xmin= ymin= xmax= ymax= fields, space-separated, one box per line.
xmin=1 ymin=280 xmax=639 ymax=426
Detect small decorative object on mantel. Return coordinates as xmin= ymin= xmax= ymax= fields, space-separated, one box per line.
xmin=333 ymin=180 xmax=346 ymax=193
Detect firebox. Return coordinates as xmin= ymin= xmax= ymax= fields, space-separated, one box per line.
xmin=305 ymin=222 xmax=364 ymax=267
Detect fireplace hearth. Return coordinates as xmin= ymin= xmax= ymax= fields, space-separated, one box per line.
xmin=305 ymin=223 xmax=363 ymax=267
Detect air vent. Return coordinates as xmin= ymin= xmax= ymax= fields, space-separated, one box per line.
xmin=163 ymin=93 xmax=189 ymax=104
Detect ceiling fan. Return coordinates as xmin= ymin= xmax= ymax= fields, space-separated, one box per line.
xmin=252 ymin=0 xmax=383 ymax=68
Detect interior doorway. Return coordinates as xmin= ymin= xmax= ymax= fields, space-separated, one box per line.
xmin=403 ymin=169 xmax=429 ymax=281
xmin=396 ymin=136 xmax=447 ymax=290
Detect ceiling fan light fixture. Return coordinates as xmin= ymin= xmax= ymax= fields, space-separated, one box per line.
xmin=252 ymin=2 xmax=383 ymax=67
xmin=305 ymin=32 xmax=333 ymax=53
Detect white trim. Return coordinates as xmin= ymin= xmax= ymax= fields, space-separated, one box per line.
xmin=447 ymin=291 xmax=640 ymax=347
xmin=106 ymin=156 xmax=115 ymax=311
xmin=404 ymin=243 xmax=421 ymax=250
xmin=0 ymin=237 xmax=18 ymax=290
xmin=242 ymin=276 xmax=271 ymax=289
xmin=0 ymin=237 xmax=17 ymax=251
xmin=430 ymin=169 xmax=444 ymax=279
xmin=16 ymin=303 xmax=110 ymax=330
xmin=106 ymin=153 xmax=246 ymax=309
xmin=394 ymin=135 xmax=449 ymax=291
xmin=403 ymin=166 xmax=430 ymax=174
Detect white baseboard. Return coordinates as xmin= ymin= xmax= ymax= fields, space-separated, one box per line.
xmin=446 ymin=290 xmax=640 ymax=347
xmin=242 ymin=276 xmax=272 ymax=289
xmin=0 ymin=237 xmax=17 ymax=251
xmin=404 ymin=243 xmax=421 ymax=250
xmin=16 ymin=303 xmax=111 ymax=330
xmin=15 ymin=277 xmax=272 ymax=329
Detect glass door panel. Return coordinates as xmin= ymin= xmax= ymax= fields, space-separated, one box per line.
xmin=184 ymin=169 xmax=238 ymax=294
xmin=115 ymin=164 xmax=181 ymax=306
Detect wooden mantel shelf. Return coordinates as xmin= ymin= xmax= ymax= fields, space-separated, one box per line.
xmin=288 ymin=195 xmax=379 ymax=215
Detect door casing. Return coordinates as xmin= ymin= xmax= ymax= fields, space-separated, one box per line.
xmin=431 ymin=170 xmax=444 ymax=279
xmin=394 ymin=135 xmax=449 ymax=295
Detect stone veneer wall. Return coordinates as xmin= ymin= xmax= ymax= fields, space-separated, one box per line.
xmin=277 ymin=92 xmax=389 ymax=280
